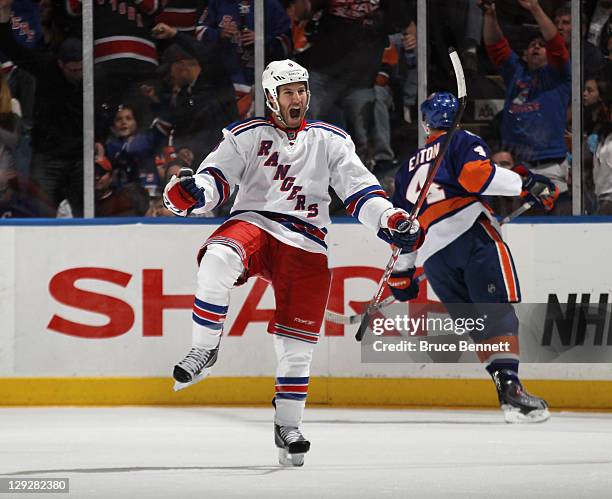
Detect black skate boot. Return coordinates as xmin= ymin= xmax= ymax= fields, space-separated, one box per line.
xmin=492 ymin=369 xmax=550 ymax=423
xmin=274 ymin=424 xmax=310 ymax=467
xmin=172 ymin=343 xmax=219 ymax=391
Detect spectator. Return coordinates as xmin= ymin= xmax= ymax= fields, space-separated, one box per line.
xmin=0 ymin=1 xmax=84 ymax=217
xmin=148 ymin=155 xmax=194 ymax=217
xmin=583 ymin=77 xmax=612 ymax=214
xmin=175 ymin=146 xmax=195 ymax=169
xmin=148 ymin=148 xmax=221 ymax=217
xmin=147 ymin=27 xmax=238 ymax=161
xmin=66 ymin=0 xmax=164 ymax=108
xmin=95 ymin=143 xmax=151 ymax=217
xmin=584 ymin=78 xmax=609 ymax=136
xmin=39 ymin=0 xmax=68 ymax=52
xmin=427 ymin=0 xmax=483 ymax=80
xmin=553 ymin=5 xmax=604 ymax=80
xmin=480 ymin=0 xmax=571 ymax=215
xmin=492 ymin=149 xmax=515 ymax=170
xmin=302 ymin=0 xmax=410 ymax=163
xmin=587 ymin=0 xmax=612 ymax=54
xmin=593 ymin=124 xmax=612 ymax=214
xmin=64 ymin=0 xmax=84 ymax=37
xmin=0 ymin=71 xmax=51 ymax=217
xmin=105 ymin=104 xmax=169 ymax=197
xmin=155 ymin=143 xmax=194 ymax=185
xmin=370 ymin=20 xmax=418 ymax=173
xmin=0 ymin=52 xmax=35 ymax=175
xmin=155 ymin=0 xmax=205 ymax=37
xmin=195 ymin=0 xmax=292 ymax=117
xmin=580 ymin=78 xmax=608 ymax=214
xmin=282 ymin=0 xmax=311 ymax=56
xmin=1 ymin=0 xmax=41 ymax=177
xmin=0 ymin=71 xmax=20 ymax=178
xmin=7 ymin=0 xmax=42 ymax=49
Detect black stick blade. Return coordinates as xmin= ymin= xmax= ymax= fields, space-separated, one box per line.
xmin=355 ymin=310 xmax=372 ymax=342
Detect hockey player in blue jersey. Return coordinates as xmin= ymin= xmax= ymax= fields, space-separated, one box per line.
xmin=389 ymin=92 xmax=558 ymax=423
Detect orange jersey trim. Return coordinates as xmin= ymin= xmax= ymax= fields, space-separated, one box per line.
xmin=458 ymin=159 xmax=494 ymax=193
xmin=418 ymin=196 xmax=480 ymax=231
xmin=478 ymin=219 xmax=519 ymax=302
xmin=425 ymin=130 xmax=446 ymax=145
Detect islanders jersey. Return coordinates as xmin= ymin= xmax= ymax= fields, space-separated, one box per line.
xmin=190 ymin=117 xmax=393 ymax=254
xmin=393 ymin=129 xmax=522 ymax=266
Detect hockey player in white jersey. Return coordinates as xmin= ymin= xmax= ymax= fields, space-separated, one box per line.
xmin=163 ymin=59 xmax=420 ymax=466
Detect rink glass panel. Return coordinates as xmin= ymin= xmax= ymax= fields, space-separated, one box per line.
xmin=74 ymin=1 xmax=603 ymax=218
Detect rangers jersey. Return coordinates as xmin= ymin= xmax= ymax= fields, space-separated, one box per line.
xmin=393 ymin=129 xmax=522 ymax=266
xmin=486 ymin=33 xmax=570 ymax=162
xmin=190 ymin=117 xmax=393 ymax=254
xmin=92 ymin=0 xmax=163 ymax=68
xmin=155 ymin=0 xmax=202 ymax=34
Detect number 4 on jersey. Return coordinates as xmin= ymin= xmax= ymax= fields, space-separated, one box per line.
xmin=405 ymin=162 xmax=446 ymax=205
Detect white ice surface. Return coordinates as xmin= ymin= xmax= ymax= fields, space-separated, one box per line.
xmin=0 ymin=407 xmax=611 ymax=499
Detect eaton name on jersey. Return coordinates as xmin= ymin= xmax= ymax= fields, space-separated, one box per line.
xmin=407 ymin=142 xmax=440 ymax=172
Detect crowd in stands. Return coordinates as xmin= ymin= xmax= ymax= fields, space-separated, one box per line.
xmin=0 ymin=0 xmax=610 ymax=218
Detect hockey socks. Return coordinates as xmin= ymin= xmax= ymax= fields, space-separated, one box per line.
xmin=486 ymin=359 xmax=519 ymax=382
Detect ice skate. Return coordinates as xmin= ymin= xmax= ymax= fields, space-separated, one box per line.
xmin=493 ymin=369 xmax=550 ymax=423
xmin=173 ymin=344 xmax=219 ymax=392
xmin=274 ymin=424 xmax=310 ymax=467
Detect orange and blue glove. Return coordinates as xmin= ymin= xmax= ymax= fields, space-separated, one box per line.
xmin=388 ymin=267 xmax=420 ymax=302
xmin=513 ymin=165 xmax=559 ymax=211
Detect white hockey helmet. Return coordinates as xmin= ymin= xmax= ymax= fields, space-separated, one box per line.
xmin=261 ymin=59 xmax=310 ymax=116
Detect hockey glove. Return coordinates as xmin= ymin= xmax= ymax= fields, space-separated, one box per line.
xmin=385 ymin=209 xmax=423 ymax=252
xmin=513 ymin=165 xmax=559 ymax=211
xmin=388 ymin=267 xmax=420 ymax=302
xmin=163 ymin=172 xmax=206 ymax=216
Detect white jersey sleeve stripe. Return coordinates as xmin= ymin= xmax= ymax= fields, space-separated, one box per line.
xmin=201 ymin=167 xmax=231 ymax=208
xmin=344 ymin=185 xmax=388 ymax=218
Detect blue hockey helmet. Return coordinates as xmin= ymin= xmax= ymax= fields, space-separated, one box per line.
xmin=420 ymin=92 xmax=458 ymax=129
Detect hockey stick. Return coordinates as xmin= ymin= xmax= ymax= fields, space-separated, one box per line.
xmin=353 ymin=48 xmax=466 ymax=342
xmin=327 ymin=200 xmax=533 ymax=326
xmin=325 ymin=276 xmax=424 ymax=325
xmin=499 ymin=200 xmax=532 ymax=224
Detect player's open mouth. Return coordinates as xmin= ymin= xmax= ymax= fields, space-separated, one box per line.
xmin=289 ymin=108 xmax=301 ymax=119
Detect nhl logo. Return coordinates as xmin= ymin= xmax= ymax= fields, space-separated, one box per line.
xmin=488 ymin=283 xmax=496 ymax=294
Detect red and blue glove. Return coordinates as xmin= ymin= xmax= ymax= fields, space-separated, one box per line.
xmin=388 ymin=267 xmax=420 ymax=302
xmin=163 ymin=171 xmax=206 ymax=216
xmin=513 ymin=165 xmax=559 ymax=211
xmin=386 ymin=210 xmax=423 ymax=252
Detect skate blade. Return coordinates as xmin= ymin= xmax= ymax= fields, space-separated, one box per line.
xmin=173 ymin=369 xmax=212 ymax=392
xmin=502 ymin=405 xmax=551 ymax=424
xmin=278 ymin=448 xmax=305 ymax=467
